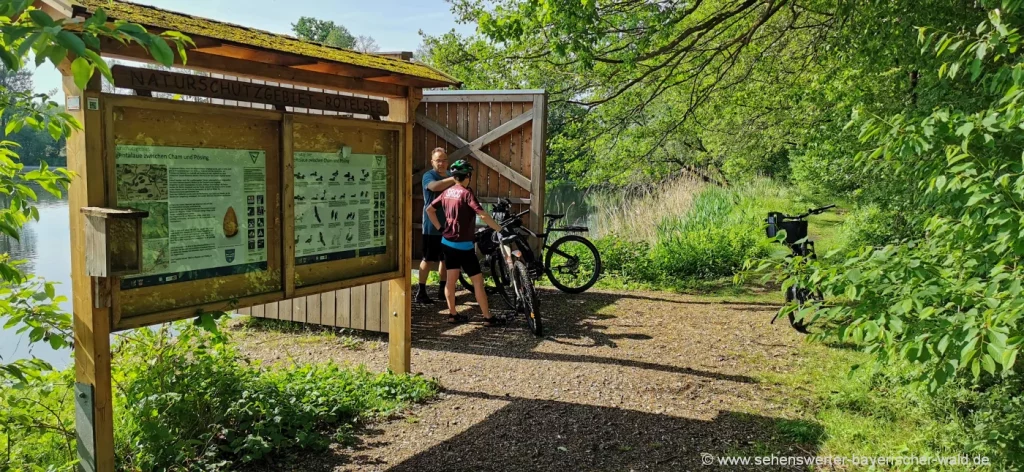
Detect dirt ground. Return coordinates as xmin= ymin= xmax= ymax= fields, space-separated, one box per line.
xmin=235 ymin=287 xmax=820 ymax=471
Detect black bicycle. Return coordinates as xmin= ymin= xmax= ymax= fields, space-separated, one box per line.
xmin=460 ymin=198 xmax=602 ymax=296
xmin=765 ymin=204 xmax=835 ymax=333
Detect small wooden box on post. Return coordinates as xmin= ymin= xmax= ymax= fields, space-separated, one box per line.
xmin=46 ymin=1 xmax=459 ymax=470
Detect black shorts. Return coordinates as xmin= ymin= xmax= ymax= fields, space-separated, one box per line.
xmin=442 ymin=245 xmax=481 ymax=277
xmin=422 ymin=234 xmax=444 ymax=263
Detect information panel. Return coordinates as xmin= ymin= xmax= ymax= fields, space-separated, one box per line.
xmin=294 ymin=151 xmax=387 ymax=265
xmin=115 ymin=145 xmax=269 ymax=289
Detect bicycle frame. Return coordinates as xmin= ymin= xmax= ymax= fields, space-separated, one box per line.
xmin=510 ymin=213 xmax=590 ymax=272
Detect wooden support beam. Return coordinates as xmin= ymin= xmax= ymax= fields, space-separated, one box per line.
xmin=282 ymin=115 xmax=295 ymax=299
xmin=416 ymin=112 xmax=533 ymax=191
xmin=291 ymin=61 xmax=392 ymax=79
xmin=98 ymin=37 xmax=406 ymax=98
xmin=420 ymin=92 xmax=541 ymax=103
xmin=530 ymin=92 xmax=548 ymax=254
xmin=35 ymin=0 xmax=72 ymax=18
xmin=62 ymin=64 xmax=115 ymax=472
xmin=389 ymin=89 xmax=420 ymax=374
xmin=469 ymin=109 xmax=534 ymax=152
xmin=196 ymin=44 xmax=318 ymax=66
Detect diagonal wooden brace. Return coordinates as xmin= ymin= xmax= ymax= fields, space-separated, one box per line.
xmin=415 ymin=110 xmax=534 ymax=191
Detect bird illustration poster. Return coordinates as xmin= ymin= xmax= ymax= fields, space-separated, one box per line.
xmin=293 ymin=151 xmax=387 ymax=265
xmin=114 ymin=145 xmax=269 ymax=289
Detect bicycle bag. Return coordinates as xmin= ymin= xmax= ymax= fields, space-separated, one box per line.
xmin=765 ymin=212 xmax=807 ymax=244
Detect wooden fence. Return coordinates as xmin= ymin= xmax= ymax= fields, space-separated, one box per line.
xmin=239 ymin=89 xmax=548 ymax=331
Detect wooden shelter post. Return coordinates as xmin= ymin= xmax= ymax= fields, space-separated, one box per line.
xmin=61 ymin=66 xmax=116 ymax=472
xmin=387 ymin=89 xmax=421 ymax=374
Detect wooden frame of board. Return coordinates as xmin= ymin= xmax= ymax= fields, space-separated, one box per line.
xmin=97 ymin=95 xmax=406 ymax=331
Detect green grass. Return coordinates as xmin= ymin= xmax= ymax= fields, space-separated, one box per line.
xmin=233 ymin=316 xmax=371 ymax=350
xmin=760 ymin=341 xmax=978 ymax=469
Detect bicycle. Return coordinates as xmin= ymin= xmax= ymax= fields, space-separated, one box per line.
xmin=764 ymin=204 xmax=835 ymax=333
xmin=455 ymin=207 xmax=542 ymax=335
xmin=460 ymin=198 xmax=602 ymax=295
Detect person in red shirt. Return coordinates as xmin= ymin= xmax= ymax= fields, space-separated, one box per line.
xmin=425 ymin=160 xmax=505 ymax=325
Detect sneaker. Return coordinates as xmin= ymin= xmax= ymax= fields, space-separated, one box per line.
xmin=414 ymin=289 xmax=433 ymax=304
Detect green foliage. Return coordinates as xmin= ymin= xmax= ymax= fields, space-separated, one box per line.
xmin=0 ymin=1 xmax=191 ymax=382
xmin=592 ymin=180 xmax=792 ymax=288
xmin=1 ymin=323 xmax=438 ymax=471
xmin=592 ymin=236 xmax=655 ymax=283
xmin=651 ymin=187 xmax=772 ymax=280
xmin=291 ymin=16 xmax=356 ymax=49
xmin=749 ymin=3 xmax=1024 ymax=462
xmin=0 ymin=368 xmax=76 ymax=471
xmin=114 ymin=324 xmax=437 ymax=470
xmin=829 ymin=204 xmax=917 ymax=252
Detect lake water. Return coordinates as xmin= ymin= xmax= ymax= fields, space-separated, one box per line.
xmin=0 ymin=190 xmax=74 ymax=369
xmin=0 ymin=183 xmax=594 ymax=369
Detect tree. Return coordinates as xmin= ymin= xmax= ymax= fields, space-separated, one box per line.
xmin=353 ymin=35 xmax=379 ymax=53
xmin=752 ymin=3 xmax=1024 ymax=462
xmin=292 ymin=16 xmax=356 ymax=49
xmin=427 ymin=0 xmax=989 ymax=189
xmin=0 ymin=64 xmax=31 ymax=132
xmin=0 ymin=0 xmax=192 ymax=382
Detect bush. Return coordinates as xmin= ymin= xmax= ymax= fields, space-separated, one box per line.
xmin=593 ymin=236 xmax=656 ymax=282
xmin=0 ymin=369 xmax=77 ymax=471
xmin=1 ymin=322 xmax=438 ymax=471
xmin=114 ymin=324 xmax=437 ymax=471
xmin=651 ymin=186 xmax=773 ymax=279
xmin=830 ymin=204 xmax=919 ymax=252
xmin=590 ymin=179 xmax=791 ymax=287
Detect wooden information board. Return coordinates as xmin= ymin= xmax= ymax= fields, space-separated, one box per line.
xmin=101 ymin=95 xmax=402 ymax=330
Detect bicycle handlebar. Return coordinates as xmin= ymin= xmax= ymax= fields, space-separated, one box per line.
xmin=780 ymin=204 xmax=836 ymax=220
xmin=499 ymin=209 xmax=531 ymax=230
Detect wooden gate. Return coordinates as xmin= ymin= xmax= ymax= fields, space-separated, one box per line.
xmin=239 ymin=89 xmax=548 ymax=331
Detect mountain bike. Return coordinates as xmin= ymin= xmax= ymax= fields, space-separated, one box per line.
xmin=459 ymin=198 xmax=602 ymax=296
xmin=765 ymin=204 xmax=835 ymax=333
xmin=458 ymin=208 xmax=543 ymax=335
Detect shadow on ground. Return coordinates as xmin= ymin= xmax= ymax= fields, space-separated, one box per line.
xmin=411 ymin=288 xmax=757 ymax=383
xmin=276 ymin=391 xmax=823 ymax=472
xmin=385 ymin=391 xmax=823 ymax=471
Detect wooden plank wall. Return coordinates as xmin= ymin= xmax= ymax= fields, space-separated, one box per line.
xmin=233 ymin=89 xmax=546 ymax=333
xmin=412 ymin=91 xmax=545 ymax=259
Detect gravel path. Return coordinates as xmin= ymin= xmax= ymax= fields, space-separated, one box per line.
xmin=235 ymin=287 xmax=819 ymax=471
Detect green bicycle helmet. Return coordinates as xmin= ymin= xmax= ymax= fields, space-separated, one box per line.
xmin=449 ymin=159 xmax=474 ymax=178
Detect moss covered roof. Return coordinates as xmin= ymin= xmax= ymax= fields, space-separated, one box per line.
xmin=73 ymin=0 xmax=459 ymax=86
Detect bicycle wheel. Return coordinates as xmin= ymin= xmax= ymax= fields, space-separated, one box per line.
xmin=458 ymin=255 xmax=516 ymax=309
xmin=513 ymin=260 xmax=542 ymax=336
xmin=544 ymin=235 xmax=602 ymax=294
xmin=458 ymin=272 xmax=474 ymax=292
xmin=489 ymin=255 xmax=515 ymax=309
xmin=784 ymin=287 xmax=818 ymax=334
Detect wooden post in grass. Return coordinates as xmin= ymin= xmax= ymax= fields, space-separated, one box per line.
xmin=387 ymin=89 xmax=421 ymax=374
xmin=61 ymin=64 xmax=116 ymax=472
